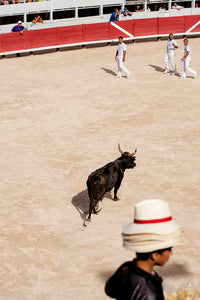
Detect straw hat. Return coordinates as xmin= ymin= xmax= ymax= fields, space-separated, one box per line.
xmin=122 ymin=199 xmax=184 ymax=253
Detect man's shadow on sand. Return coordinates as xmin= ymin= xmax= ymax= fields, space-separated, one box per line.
xmin=149 ymin=64 xmax=180 ymax=76
xmin=101 ymin=67 xmax=117 ymax=77
xmin=72 ymin=189 xmax=113 ymax=224
xmin=149 ymin=64 xmax=165 ymax=73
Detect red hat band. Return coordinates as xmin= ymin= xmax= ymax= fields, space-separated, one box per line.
xmin=134 ymin=216 xmax=172 ymax=224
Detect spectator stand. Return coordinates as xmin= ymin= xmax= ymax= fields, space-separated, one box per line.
xmin=0 ymin=0 xmax=199 ymax=56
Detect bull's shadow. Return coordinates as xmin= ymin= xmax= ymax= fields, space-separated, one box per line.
xmin=72 ymin=189 xmax=113 ymax=222
xmin=72 ymin=190 xmax=89 ymax=222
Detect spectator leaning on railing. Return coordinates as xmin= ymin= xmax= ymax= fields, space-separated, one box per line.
xmin=134 ymin=5 xmax=143 ymax=12
xmin=1 ymin=0 xmax=9 ymax=4
xmin=152 ymin=4 xmax=159 ymax=11
xmin=11 ymin=21 xmax=25 ymax=34
xmin=172 ymin=2 xmax=184 ymax=9
xmin=159 ymin=4 xmax=167 ymax=11
xmin=110 ymin=8 xmax=121 ymax=22
xmin=32 ymin=15 xmax=43 ymax=24
xmin=121 ymin=7 xmax=133 ymax=17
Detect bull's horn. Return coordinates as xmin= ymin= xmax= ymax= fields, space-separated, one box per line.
xmin=118 ymin=143 xmax=124 ymax=154
xmin=131 ymin=148 xmax=137 ymax=156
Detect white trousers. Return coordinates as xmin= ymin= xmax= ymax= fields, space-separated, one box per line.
xmin=181 ymin=57 xmax=196 ymax=78
xmin=164 ymin=51 xmax=177 ymax=73
xmin=117 ymin=57 xmax=130 ymax=76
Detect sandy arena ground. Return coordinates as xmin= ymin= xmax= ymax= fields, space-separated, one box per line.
xmin=0 ymin=37 xmax=200 ymax=300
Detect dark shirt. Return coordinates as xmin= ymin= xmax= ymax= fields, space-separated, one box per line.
xmin=11 ymin=25 xmax=25 ymax=32
xmin=105 ymin=260 xmax=165 ymax=300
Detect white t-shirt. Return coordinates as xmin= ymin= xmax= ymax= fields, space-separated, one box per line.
xmin=184 ymin=44 xmax=191 ymax=59
xmin=117 ymin=42 xmax=126 ymax=57
xmin=167 ymin=39 xmax=178 ymax=52
xmin=173 ymin=4 xmax=183 ymax=8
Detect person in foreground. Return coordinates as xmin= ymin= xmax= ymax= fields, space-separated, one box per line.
xmin=105 ymin=199 xmax=184 ymax=300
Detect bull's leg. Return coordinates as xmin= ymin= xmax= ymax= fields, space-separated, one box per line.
xmin=87 ymin=198 xmax=102 ymax=218
xmin=93 ymin=203 xmax=101 ymax=214
xmin=87 ymin=193 xmax=99 ymax=219
xmin=114 ymin=189 xmax=119 ymax=200
xmin=92 ymin=188 xmax=105 ymax=214
xmin=114 ymin=175 xmax=124 ymax=200
xmin=84 ymin=199 xmax=101 ymax=226
xmin=87 ymin=199 xmax=94 ymax=221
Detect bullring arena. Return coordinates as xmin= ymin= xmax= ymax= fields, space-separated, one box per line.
xmin=1 ymin=37 xmax=200 ymax=299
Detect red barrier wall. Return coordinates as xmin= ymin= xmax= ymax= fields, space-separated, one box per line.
xmin=58 ymin=25 xmax=83 ymax=44
xmin=0 ymin=15 xmax=200 ymax=54
xmin=134 ymin=18 xmax=158 ymax=36
xmin=0 ymin=35 xmax=3 ymax=53
xmin=158 ymin=16 xmax=185 ymax=34
xmin=3 ymin=31 xmax=31 ymax=51
xmin=83 ymin=23 xmax=109 ymax=42
xmin=185 ymin=15 xmax=200 ymax=32
xmin=192 ymin=22 xmax=200 ymax=32
xmin=30 ymin=28 xmax=58 ymax=48
xmin=108 ymin=21 xmax=129 ymax=39
xmin=117 ymin=20 xmax=134 ymax=36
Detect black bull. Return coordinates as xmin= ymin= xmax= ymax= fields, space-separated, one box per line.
xmin=86 ymin=145 xmax=137 ymax=222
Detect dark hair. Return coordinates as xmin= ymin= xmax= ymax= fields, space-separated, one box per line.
xmin=119 ymin=36 xmax=123 ymax=39
xmin=136 ymin=247 xmax=172 ymax=261
xmin=184 ymin=38 xmax=188 ymax=42
xmin=169 ymin=33 xmax=173 ymax=37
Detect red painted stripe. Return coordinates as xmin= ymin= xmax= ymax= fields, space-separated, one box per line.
xmin=134 ymin=216 xmax=172 ymax=224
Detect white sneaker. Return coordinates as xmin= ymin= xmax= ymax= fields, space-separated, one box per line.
xmin=126 ymin=72 xmax=131 ymax=78
xmin=117 ymin=74 xmax=121 ymax=78
xmin=193 ymin=72 xmax=197 ymax=79
xmin=164 ymin=69 xmax=169 ymax=74
xmin=179 ymin=76 xmax=185 ymax=79
xmin=172 ymin=72 xmax=177 ymax=76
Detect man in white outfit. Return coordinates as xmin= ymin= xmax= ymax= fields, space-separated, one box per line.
xmin=115 ymin=36 xmax=131 ymax=78
xmin=164 ymin=33 xmax=178 ymax=75
xmin=180 ymin=39 xmax=197 ymax=79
